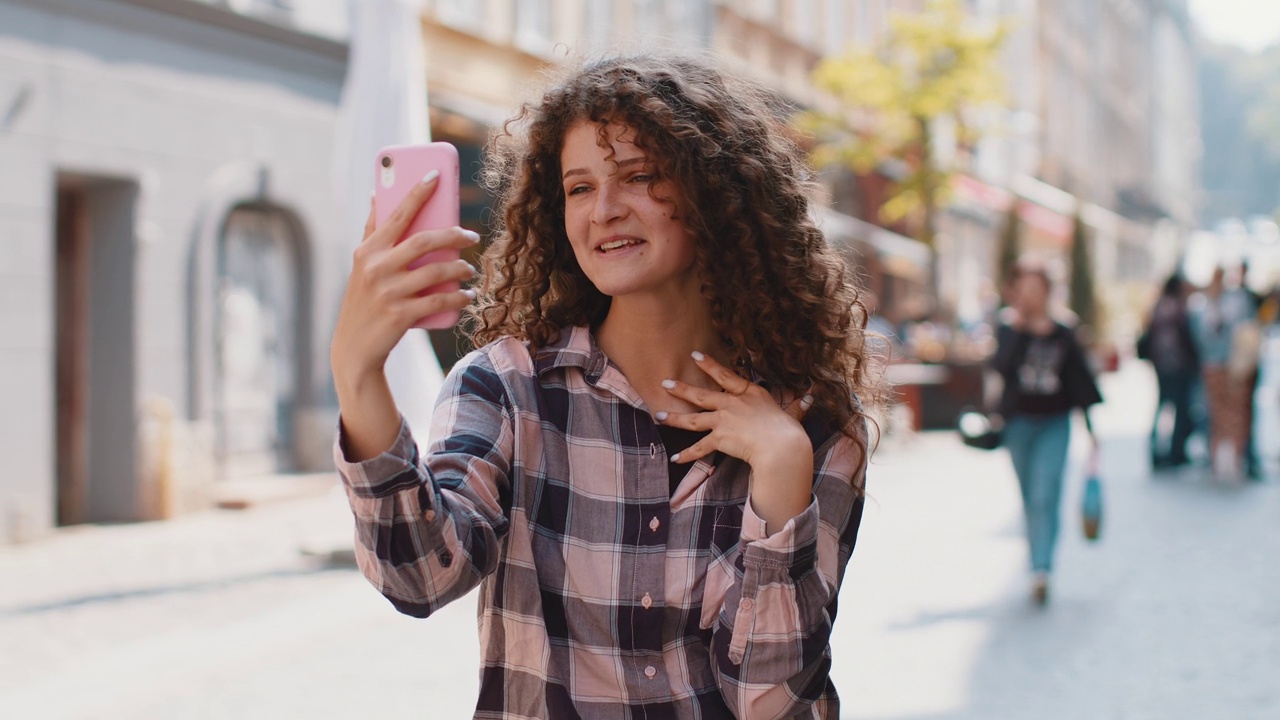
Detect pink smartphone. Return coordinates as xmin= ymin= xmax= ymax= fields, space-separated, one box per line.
xmin=373 ymin=142 xmax=463 ymax=329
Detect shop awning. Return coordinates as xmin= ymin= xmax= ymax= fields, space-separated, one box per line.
xmin=815 ymin=207 xmax=932 ymax=279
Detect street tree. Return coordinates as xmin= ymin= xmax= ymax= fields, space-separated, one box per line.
xmin=1068 ymin=212 xmax=1098 ymax=334
xmin=997 ymin=201 xmax=1021 ymax=298
xmin=803 ymin=0 xmax=1008 ymax=302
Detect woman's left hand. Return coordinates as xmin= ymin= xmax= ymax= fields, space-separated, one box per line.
xmin=657 ymin=351 xmax=816 ymax=530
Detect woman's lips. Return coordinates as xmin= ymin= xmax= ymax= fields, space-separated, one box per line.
xmin=595 ymin=237 xmax=646 ymax=254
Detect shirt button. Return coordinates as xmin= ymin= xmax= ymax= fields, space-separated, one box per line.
xmin=649 ymin=516 xmax=660 ymax=531
xmin=644 ymin=665 xmax=657 ymax=679
xmin=438 ymin=550 xmax=453 ymax=568
xmin=739 ymin=598 xmax=754 ymax=612
xmin=423 ymin=509 xmax=437 ymax=523
xmin=641 ymin=592 xmax=653 ymax=609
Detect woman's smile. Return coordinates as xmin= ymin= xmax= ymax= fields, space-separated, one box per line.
xmin=594 ymin=235 xmax=647 ymax=255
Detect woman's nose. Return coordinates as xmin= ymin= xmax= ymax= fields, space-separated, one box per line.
xmin=590 ymin=185 xmax=627 ymax=225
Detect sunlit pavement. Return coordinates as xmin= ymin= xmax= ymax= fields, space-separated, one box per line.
xmin=837 ymin=350 xmax=1280 ymax=720
xmin=1 ymin=355 xmax=1277 ymax=719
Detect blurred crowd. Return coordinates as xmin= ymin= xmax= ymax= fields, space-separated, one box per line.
xmin=1140 ymin=261 xmax=1280 ymax=481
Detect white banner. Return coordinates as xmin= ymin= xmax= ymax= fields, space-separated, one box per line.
xmin=332 ymin=0 xmax=444 ymax=443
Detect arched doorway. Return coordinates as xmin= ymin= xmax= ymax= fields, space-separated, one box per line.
xmin=214 ymin=204 xmax=308 ymax=478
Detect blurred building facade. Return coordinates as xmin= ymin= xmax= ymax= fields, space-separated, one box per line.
xmin=953 ymin=0 xmax=1200 ymax=338
xmin=418 ymin=0 xmax=933 ymax=367
xmin=0 ymin=0 xmax=352 ymax=541
xmin=0 ymin=0 xmax=925 ymax=542
xmin=0 ymin=0 xmax=1201 ymax=541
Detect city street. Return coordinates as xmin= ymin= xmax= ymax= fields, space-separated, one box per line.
xmin=2 ymin=2 xmax=1273 ymax=718
xmin=2 ymin=359 xmax=1278 ymax=720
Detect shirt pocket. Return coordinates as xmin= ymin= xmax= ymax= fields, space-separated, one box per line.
xmin=698 ymin=504 xmax=744 ymax=630
xmin=699 ymin=552 xmax=737 ymax=630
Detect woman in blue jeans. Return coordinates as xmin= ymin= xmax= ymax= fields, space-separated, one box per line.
xmin=992 ymin=261 xmax=1103 ymax=606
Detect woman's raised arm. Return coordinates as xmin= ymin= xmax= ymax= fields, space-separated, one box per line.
xmin=331 ymin=173 xmax=480 ymax=462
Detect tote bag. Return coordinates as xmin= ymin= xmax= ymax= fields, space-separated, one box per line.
xmin=1082 ymin=448 xmax=1103 ymax=541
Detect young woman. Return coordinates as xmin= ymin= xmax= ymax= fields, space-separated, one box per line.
xmin=330 ymin=55 xmax=876 ymax=718
xmin=992 ymin=260 xmax=1102 ymax=606
xmin=1190 ymin=266 xmax=1256 ymax=480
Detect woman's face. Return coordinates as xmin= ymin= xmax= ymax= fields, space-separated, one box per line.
xmin=1013 ymin=272 xmax=1049 ymax=316
xmin=559 ymin=120 xmax=698 ymax=300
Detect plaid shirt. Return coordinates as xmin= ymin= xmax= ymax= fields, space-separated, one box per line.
xmin=336 ymin=327 xmax=868 ymax=719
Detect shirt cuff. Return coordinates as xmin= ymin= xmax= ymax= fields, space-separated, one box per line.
xmin=740 ymin=495 xmax=819 ymax=559
xmin=333 ymin=414 xmax=423 ymax=498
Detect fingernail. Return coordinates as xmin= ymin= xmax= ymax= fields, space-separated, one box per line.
xmin=422 ymin=169 xmax=439 ymax=185
xmin=464 ymin=229 xmax=481 ymax=243
xmin=463 ymin=289 xmax=477 ymax=300
xmin=691 ymin=350 xmax=705 ymax=362
xmin=670 ymin=452 xmax=681 ymax=462
xmin=661 ymin=379 xmax=677 ymax=390
xmin=801 ymin=394 xmax=814 ymax=408
xmin=655 ymin=411 xmax=668 ymax=422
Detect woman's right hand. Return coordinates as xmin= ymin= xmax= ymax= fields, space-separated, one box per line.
xmin=330 ymin=173 xmax=480 ymax=462
xmin=330 ymin=173 xmax=480 ymax=391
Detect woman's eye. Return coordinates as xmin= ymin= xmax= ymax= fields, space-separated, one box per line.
xmin=567 ymin=184 xmax=591 ymax=196
xmin=628 ymin=173 xmax=654 ymax=184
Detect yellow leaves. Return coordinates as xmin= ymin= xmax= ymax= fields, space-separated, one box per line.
xmin=880 ymin=191 xmax=921 ymax=224
xmin=809 ymin=0 xmax=1008 ymax=127
xmin=814 ymin=54 xmax=904 ymax=111
xmin=879 ymin=170 xmax=956 ymax=225
xmin=803 ymin=0 xmax=1010 ymax=245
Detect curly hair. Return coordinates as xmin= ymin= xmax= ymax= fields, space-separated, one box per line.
xmin=468 ymin=53 xmax=884 ymax=448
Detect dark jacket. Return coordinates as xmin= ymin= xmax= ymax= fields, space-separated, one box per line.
xmin=1145 ymin=295 xmax=1200 ymax=375
xmin=993 ymin=321 xmax=1103 ymax=417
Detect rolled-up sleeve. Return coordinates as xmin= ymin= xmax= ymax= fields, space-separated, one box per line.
xmin=712 ymin=423 xmax=868 ymax=719
xmin=335 ymin=349 xmax=514 ymax=619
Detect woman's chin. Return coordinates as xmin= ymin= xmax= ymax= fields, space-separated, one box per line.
xmin=593 ymin=284 xmax=643 ymax=300
xmin=584 ymin=275 xmax=654 ymax=299
xmin=583 ymin=267 xmax=700 ymax=304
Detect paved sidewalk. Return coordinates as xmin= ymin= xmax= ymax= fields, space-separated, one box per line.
xmin=1 ymin=361 xmax=1277 ymax=719
xmin=836 ymin=359 xmax=1280 ymax=719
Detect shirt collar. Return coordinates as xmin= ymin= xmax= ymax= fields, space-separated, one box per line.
xmin=532 ymin=326 xmax=607 ymax=384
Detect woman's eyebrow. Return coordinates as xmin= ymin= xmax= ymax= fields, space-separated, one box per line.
xmin=561 ymin=157 xmax=648 ymax=180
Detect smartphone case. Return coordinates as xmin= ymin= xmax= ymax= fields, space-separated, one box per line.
xmin=373 ymin=142 xmax=462 ymax=330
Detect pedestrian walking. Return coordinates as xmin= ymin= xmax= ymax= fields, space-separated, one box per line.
xmin=1190 ymin=266 xmax=1258 ymax=480
xmin=1232 ymin=261 xmax=1264 ymax=481
xmin=991 ymin=259 xmax=1103 ymax=606
xmin=329 ymin=54 xmax=877 ymax=718
xmin=1140 ymin=274 xmax=1200 ymax=469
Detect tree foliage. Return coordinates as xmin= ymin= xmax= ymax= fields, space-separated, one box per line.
xmin=802 ymin=0 xmax=1008 ymax=247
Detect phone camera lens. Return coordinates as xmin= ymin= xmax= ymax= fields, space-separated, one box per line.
xmin=381 ymin=156 xmax=393 ymax=168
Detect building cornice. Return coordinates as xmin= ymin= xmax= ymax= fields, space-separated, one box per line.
xmin=114 ymin=0 xmax=348 ymax=60
xmin=11 ymin=0 xmax=348 ymax=62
